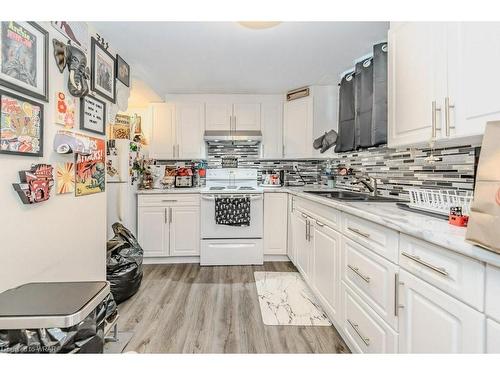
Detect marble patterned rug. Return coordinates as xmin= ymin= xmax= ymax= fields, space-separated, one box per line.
xmin=254 ymin=272 xmax=332 ymax=326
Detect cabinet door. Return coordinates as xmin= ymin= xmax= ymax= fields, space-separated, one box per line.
xmin=263 ymin=193 xmax=288 ymax=255
xmin=283 ymin=97 xmax=313 ymax=158
xmin=388 ymin=22 xmax=447 ymax=147
xmin=205 ymin=102 xmax=232 ymax=131
xmin=233 ymin=103 xmax=261 ymax=131
xmin=312 ymin=222 xmax=341 ymax=322
xmin=398 ymin=270 xmax=485 ymax=353
xmin=487 ymin=318 xmax=500 ymax=354
xmin=175 ymin=102 xmax=205 ymax=159
xmin=169 ymin=206 xmax=200 ymax=256
xmin=149 ymin=103 xmax=175 ymax=159
xmin=137 ymin=206 xmax=169 ymax=257
xmin=261 ymin=101 xmax=283 ymax=158
xmin=293 ymin=211 xmax=311 ymax=280
xmin=447 ymin=22 xmax=500 ymax=141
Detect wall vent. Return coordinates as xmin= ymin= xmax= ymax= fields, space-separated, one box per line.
xmin=286 ymin=87 xmax=310 ymax=101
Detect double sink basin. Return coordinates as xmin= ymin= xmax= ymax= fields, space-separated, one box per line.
xmin=303 ymin=190 xmax=400 ymax=202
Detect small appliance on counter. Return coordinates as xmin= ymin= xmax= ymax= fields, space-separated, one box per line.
xmin=261 ymin=170 xmax=285 ymax=187
xmin=175 ymin=167 xmax=194 ymax=188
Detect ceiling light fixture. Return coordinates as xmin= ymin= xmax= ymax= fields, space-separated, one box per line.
xmin=238 ymin=22 xmax=281 ymax=30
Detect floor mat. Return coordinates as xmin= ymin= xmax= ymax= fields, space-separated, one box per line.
xmin=254 ymin=272 xmax=332 ymax=326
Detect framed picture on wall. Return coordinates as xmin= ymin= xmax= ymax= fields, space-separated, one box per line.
xmin=0 ymin=21 xmax=49 ymax=102
xmin=90 ymin=37 xmax=116 ymax=103
xmin=0 ymin=89 xmax=44 ymax=156
xmin=115 ymin=54 xmax=130 ymax=87
xmin=80 ymin=95 xmax=106 ymax=135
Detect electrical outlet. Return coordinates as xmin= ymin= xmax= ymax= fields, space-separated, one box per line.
xmin=292 ymin=162 xmax=299 ymax=171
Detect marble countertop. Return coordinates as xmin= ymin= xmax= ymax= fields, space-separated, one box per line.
xmin=136 ymin=184 xmax=499 ymax=266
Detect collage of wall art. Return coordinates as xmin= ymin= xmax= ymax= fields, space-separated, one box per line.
xmin=0 ymin=21 xmax=130 ymax=204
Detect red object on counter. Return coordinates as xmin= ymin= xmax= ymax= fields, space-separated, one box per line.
xmin=449 ymin=214 xmax=469 ymax=227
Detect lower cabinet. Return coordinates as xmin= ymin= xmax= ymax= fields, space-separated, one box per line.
xmin=263 ymin=193 xmax=288 ymax=255
xmin=487 ymin=318 xmax=500 ymax=353
xmin=138 ymin=196 xmax=200 ymax=258
xmin=398 ymin=269 xmax=485 ymax=353
xmin=311 ymin=219 xmax=341 ymax=323
xmin=292 ymin=210 xmax=311 ymax=280
xmin=341 ymin=282 xmax=398 ymax=353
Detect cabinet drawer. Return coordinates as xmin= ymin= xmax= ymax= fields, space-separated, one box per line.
xmin=486 ymin=265 xmax=500 ymax=321
xmin=138 ymin=194 xmax=200 ymax=207
xmin=487 ymin=318 xmax=500 ymax=353
xmin=293 ymin=196 xmax=340 ymax=231
xmin=341 ymin=282 xmax=398 ymax=353
xmin=399 ymin=234 xmax=485 ymax=311
xmin=342 ymin=213 xmax=399 ymax=263
xmin=342 ymin=237 xmax=399 ymax=330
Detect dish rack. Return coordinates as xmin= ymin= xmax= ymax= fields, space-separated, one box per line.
xmin=408 ymin=189 xmax=474 ymax=216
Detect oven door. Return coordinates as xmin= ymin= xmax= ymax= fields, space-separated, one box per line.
xmin=201 ymin=194 xmax=263 ymax=239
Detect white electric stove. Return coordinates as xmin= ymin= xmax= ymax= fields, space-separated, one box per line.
xmin=200 ymin=169 xmax=263 ymax=266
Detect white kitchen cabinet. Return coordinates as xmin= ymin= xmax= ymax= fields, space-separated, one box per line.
xmin=149 ymin=103 xmax=175 ymax=159
xmin=311 ymin=220 xmax=341 ymax=322
xmin=261 ymin=101 xmax=283 ymax=158
xmin=398 ymin=269 xmax=485 ymax=353
xmin=137 ymin=206 xmax=169 ymax=257
xmin=169 ymin=206 xmax=200 ymax=256
xmin=283 ymin=96 xmax=313 ymax=158
xmin=263 ymin=193 xmax=288 ymax=255
xmin=233 ymin=103 xmax=261 ymax=131
xmin=292 ymin=210 xmax=311 ymax=280
xmin=388 ymin=22 xmax=447 ymax=148
xmin=486 ymin=265 xmax=500 ymax=321
xmin=487 ymin=318 xmax=500 ymax=353
xmin=447 ymin=22 xmax=500 ymax=141
xmin=205 ymin=102 xmax=232 ymax=131
xmin=174 ymin=102 xmax=205 ymax=159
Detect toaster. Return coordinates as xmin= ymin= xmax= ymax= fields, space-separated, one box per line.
xmin=175 ymin=175 xmax=193 ymax=188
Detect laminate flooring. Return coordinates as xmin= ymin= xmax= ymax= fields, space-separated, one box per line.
xmin=117 ymin=262 xmax=350 ymax=353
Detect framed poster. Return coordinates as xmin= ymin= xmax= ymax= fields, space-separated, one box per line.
xmin=90 ymin=37 xmax=116 ymax=103
xmin=0 ymin=89 xmax=43 ymax=156
xmin=75 ymin=137 xmax=105 ymax=196
xmin=51 ymin=21 xmax=88 ymax=53
xmin=56 ymin=161 xmax=75 ymax=194
xmin=55 ymin=91 xmax=76 ymax=128
xmin=0 ymin=21 xmax=49 ymax=102
xmin=80 ymin=95 xmax=106 ymax=135
xmin=115 ymin=55 xmax=130 ymax=87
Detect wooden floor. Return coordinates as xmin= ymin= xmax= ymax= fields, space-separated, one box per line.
xmin=118 ymin=262 xmax=350 ymax=353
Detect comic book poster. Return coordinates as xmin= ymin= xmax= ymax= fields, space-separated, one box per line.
xmin=55 ymin=91 xmax=75 ymax=129
xmin=0 ymin=91 xmax=43 ymax=156
xmin=75 ymin=137 xmax=105 ymax=196
xmin=56 ymin=162 xmax=75 ymax=194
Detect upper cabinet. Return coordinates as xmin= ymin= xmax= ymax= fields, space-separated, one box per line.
xmin=149 ymin=102 xmax=176 ymax=159
xmin=205 ymin=102 xmax=232 ymax=131
xmin=283 ymin=86 xmax=337 ymax=158
xmin=205 ymin=100 xmax=261 ymax=132
xmin=261 ymin=100 xmax=284 ymax=158
xmin=388 ymin=22 xmax=500 ymax=148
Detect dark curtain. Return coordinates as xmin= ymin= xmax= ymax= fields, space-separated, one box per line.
xmin=334 ymin=73 xmax=355 ymax=153
xmin=335 ymin=42 xmax=388 ymax=152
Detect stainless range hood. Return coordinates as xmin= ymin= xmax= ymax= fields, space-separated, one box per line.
xmin=204 ymin=130 xmax=262 ymax=145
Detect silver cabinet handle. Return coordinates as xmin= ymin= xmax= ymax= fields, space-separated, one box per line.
xmin=315 ymin=220 xmax=325 ymax=227
xmin=301 ymin=213 xmax=308 ymax=219
xmin=306 ymin=219 xmax=310 ymax=241
xmin=401 ymin=251 xmax=449 ymax=277
xmin=169 ymin=207 xmax=172 ymax=224
xmin=161 ymin=199 xmax=177 ymax=202
xmin=347 ymin=264 xmax=370 ymax=283
xmin=172 ymin=144 xmax=175 ymax=157
xmin=347 ymin=319 xmax=370 ymax=346
xmin=431 ymin=101 xmax=442 ymax=139
xmin=444 ymin=97 xmax=455 ymax=137
xmin=164 ymin=208 xmax=167 ymax=224
xmin=394 ymin=273 xmax=404 ymax=316
xmin=347 ymin=226 xmax=370 ymax=238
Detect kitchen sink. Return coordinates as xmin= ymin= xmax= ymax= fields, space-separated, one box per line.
xmin=303 ymin=190 xmax=401 ymax=202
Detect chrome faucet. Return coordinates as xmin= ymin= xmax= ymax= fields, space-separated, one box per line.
xmin=351 ymin=173 xmax=378 ymax=197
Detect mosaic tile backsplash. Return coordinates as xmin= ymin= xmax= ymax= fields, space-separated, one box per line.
xmin=157 ymin=143 xmax=478 ymax=200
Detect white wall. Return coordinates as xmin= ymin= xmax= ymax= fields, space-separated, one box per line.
xmin=0 ymin=22 xmax=124 ymax=292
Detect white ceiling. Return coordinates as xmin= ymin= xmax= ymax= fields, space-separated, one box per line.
xmin=93 ymin=22 xmax=388 ymax=96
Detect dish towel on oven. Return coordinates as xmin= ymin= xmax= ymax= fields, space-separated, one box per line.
xmin=215 ymin=197 xmax=251 ymax=226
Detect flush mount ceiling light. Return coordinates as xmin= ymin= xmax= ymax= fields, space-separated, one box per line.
xmin=238 ymin=22 xmax=281 ymax=30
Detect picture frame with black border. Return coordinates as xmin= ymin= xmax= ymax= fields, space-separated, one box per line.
xmin=0 ymin=21 xmax=49 ymax=102
xmin=90 ymin=36 xmax=116 ymax=103
xmin=115 ymin=54 xmax=130 ymax=87
xmin=0 ymin=89 xmax=44 ymax=157
xmin=80 ymin=95 xmax=106 ymax=135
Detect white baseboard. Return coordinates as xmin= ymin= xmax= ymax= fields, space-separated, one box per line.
xmin=263 ymin=254 xmax=291 ymax=262
xmin=143 ymin=256 xmax=200 ymax=265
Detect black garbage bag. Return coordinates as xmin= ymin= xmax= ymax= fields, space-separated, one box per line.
xmin=0 ymin=293 xmax=117 ymax=354
xmin=106 ymin=222 xmax=144 ymax=304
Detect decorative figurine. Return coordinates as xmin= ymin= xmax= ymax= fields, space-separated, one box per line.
xmin=53 ymin=39 xmax=90 ymax=97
